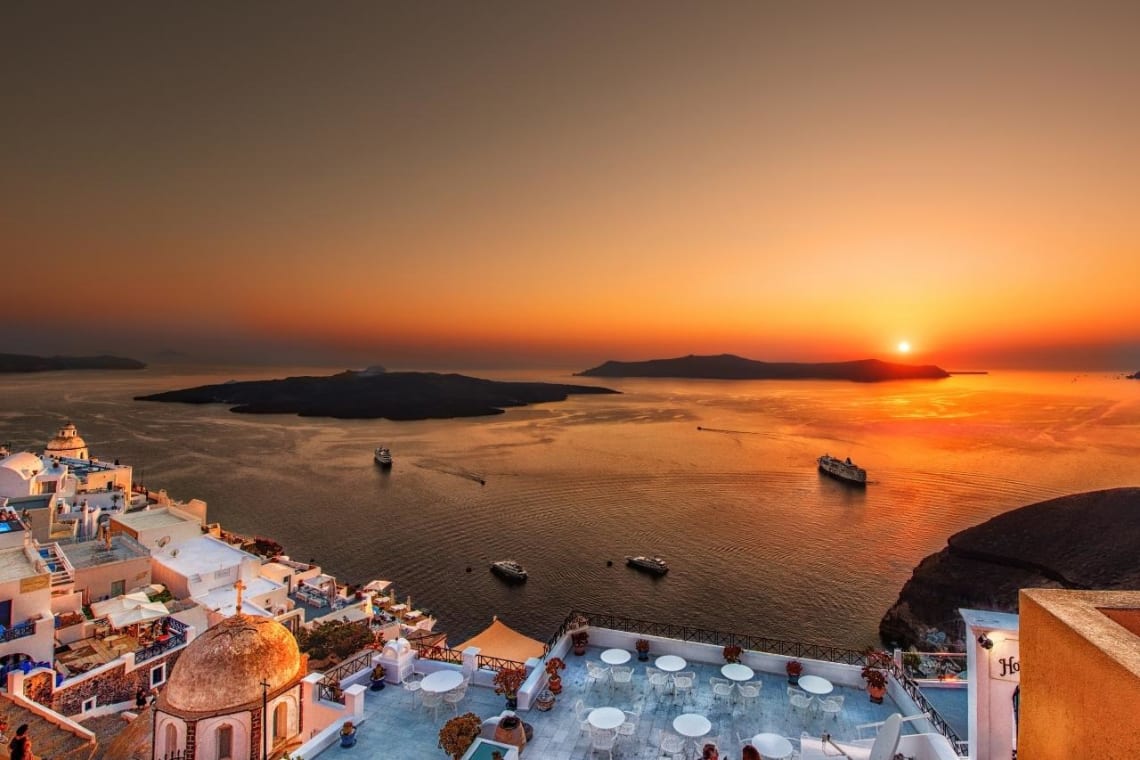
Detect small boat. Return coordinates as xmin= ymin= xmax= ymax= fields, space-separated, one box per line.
xmin=374 ymin=447 xmax=393 ymax=468
xmin=817 ymin=454 xmax=867 ymax=486
xmin=490 ymin=559 xmax=528 ymax=582
xmin=625 ymin=555 xmax=669 ymax=575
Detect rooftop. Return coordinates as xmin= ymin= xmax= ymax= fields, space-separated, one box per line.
xmin=113 ymin=507 xmax=197 ymax=532
xmin=0 ymin=544 xmax=41 ymax=583
xmin=194 ymin=577 xmax=283 ymax=617
xmin=61 ymin=534 xmax=150 ymax=570
xmin=151 ymin=535 xmax=257 ymax=577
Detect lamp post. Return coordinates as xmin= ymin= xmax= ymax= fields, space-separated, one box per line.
xmin=261 ymin=678 xmax=270 ymax=760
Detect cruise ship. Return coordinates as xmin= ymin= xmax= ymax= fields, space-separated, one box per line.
xmin=374 ymin=446 xmax=393 ymax=468
xmin=625 ymin=555 xmax=669 ymax=575
xmin=817 ymin=453 xmax=867 ymax=485
xmin=490 ymin=559 xmax=528 ymax=582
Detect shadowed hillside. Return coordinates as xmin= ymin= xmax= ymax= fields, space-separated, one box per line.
xmin=578 ymin=354 xmax=949 ymax=382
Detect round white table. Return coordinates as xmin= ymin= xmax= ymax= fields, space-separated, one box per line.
xmin=721 ymin=663 xmax=755 ymax=681
xmin=752 ymin=732 xmax=794 ymax=759
xmin=420 ymin=670 xmax=464 ymax=693
xmin=601 ymin=648 xmax=632 ymax=665
xmin=656 ymin=654 xmax=686 ymax=672
xmin=589 ymin=706 xmax=625 ymax=730
xmin=673 ymin=713 xmax=712 ymax=738
xmin=798 ymin=674 xmax=834 ymax=696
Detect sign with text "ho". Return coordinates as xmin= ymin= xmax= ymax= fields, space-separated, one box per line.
xmin=989 ymin=637 xmax=1020 ymax=682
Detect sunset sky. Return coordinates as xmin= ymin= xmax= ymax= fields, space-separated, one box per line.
xmin=4 ymin=2 xmax=1139 ymax=370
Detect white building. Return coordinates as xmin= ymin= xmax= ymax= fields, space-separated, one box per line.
xmin=0 ymin=520 xmax=56 ymax=669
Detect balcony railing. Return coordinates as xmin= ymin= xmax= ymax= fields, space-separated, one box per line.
xmin=411 ymin=642 xmax=526 ymax=672
xmin=134 ymin=632 xmax=186 ymax=664
xmin=0 ymin=622 xmax=36 ymax=644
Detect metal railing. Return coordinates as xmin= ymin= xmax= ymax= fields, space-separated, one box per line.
xmin=547 ymin=611 xmax=868 ymax=665
xmin=411 ymin=642 xmax=526 ymax=672
xmin=1 ymin=622 xmax=36 ymax=643
xmin=135 ymin=632 xmax=186 ymax=664
xmin=314 ymin=649 xmax=375 ymax=705
xmin=883 ymin=659 xmax=965 ymax=751
xmin=898 ymin=651 xmax=967 ymax=681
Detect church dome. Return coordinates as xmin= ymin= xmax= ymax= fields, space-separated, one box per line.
xmin=45 ymin=422 xmax=87 ymax=457
xmin=163 ymin=615 xmax=305 ymax=713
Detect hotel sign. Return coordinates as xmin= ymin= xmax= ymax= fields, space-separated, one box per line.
xmin=990 ymin=637 xmax=1020 ymax=682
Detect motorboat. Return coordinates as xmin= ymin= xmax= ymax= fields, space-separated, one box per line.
xmin=817 ymin=454 xmax=867 ymax=485
xmin=490 ymin=559 xmax=528 ymax=582
xmin=374 ymin=447 xmax=393 ymax=468
xmin=625 ymin=555 xmax=669 ymax=575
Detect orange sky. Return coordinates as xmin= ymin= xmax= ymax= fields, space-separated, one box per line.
xmin=3 ymin=2 xmax=1139 ymax=369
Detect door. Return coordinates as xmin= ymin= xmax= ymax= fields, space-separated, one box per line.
xmin=0 ymin=599 xmax=11 ymax=628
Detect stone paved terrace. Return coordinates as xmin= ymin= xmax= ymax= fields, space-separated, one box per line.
xmin=321 ymin=644 xmax=920 ymax=758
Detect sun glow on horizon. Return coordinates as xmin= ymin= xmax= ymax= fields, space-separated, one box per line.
xmin=898 ymin=340 xmax=911 ymax=354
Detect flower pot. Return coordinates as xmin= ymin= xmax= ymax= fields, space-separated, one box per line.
xmin=505 ymin=695 xmax=518 ymax=710
xmin=535 ymin=690 xmax=555 ymax=711
xmin=868 ymin=685 xmax=886 ymax=704
xmin=548 ymin=675 xmax=562 ymax=694
xmin=370 ymin=678 xmax=385 ymax=691
xmin=637 ymin=651 xmax=649 ymax=662
xmin=340 ymin=732 xmax=356 ymax=748
xmin=787 ymin=675 xmax=799 ymax=685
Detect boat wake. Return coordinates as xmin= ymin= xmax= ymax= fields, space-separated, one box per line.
xmin=413 ymin=459 xmax=486 ymax=485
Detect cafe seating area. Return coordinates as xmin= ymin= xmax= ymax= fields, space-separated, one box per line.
xmin=339 ymin=641 xmax=925 ymax=759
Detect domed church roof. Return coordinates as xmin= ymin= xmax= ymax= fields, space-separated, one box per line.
xmin=162 ymin=615 xmax=305 ymax=713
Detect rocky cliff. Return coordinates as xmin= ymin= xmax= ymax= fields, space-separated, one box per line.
xmin=880 ymin=487 xmax=1140 ymax=650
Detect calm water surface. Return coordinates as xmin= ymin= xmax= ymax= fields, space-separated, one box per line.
xmin=2 ymin=367 xmax=1137 ymax=648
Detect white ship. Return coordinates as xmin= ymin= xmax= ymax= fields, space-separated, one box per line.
xmin=374 ymin=447 xmax=393 ymax=468
xmin=817 ymin=454 xmax=867 ymax=485
xmin=490 ymin=559 xmax=528 ymax=582
xmin=626 ymin=555 xmax=669 ymax=575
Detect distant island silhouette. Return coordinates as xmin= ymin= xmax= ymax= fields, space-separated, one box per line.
xmin=136 ymin=370 xmax=619 ymax=420
xmin=577 ymin=354 xmax=949 ymax=382
xmin=0 ymin=352 xmax=146 ymax=373
xmin=1127 ymin=371 xmax=1139 ymax=379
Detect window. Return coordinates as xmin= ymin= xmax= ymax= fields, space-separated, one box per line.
xmin=82 ymin=696 xmax=97 ymax=713
xmin=151 ymin=663 xmax=167 ymax=687
xmin=216 ymin=724 xmax=233 ymax=760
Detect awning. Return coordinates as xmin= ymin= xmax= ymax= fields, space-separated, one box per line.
xmin=91 ymin=591 xmax=152 ymax=619
xmin=456 ymin=617 xmax=544 ymax=663
xmin=108 ymin=601 xmax=168 ymax=628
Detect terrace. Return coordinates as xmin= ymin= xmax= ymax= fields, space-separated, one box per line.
xmin=305 ymin=615 xmax=963 ymax=759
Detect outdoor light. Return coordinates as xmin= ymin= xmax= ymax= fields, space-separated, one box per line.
xmin=977 ymin=634 xmax=994 ymax=650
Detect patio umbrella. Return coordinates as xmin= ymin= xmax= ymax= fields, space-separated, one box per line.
xmin=91 ymin=591 xmax=152 ymax=619
xmin=109 ymin=602 xmax=168 ymax=629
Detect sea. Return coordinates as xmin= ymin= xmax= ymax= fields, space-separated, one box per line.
xmin=2 ymin=366 xmax=1137 ymax=650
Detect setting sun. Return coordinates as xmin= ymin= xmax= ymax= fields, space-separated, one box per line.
xmin=898 ymin=341 xmax=911 ymax=354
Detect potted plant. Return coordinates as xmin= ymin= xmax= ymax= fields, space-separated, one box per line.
xmin=438 ymin=712 xmax=482 ymax=760
xmin=339 ymin=720 xmax=356 ymax=748
xmin=369 ymin=663 xmax=386 ymax=691
xmin=635 ymin=639 xmax=651 ymax=661
xmin=723 ymin=644 xmax=743 ymax=663
xmin=493 ymin=666 xmax=527 ymax=710
xmin=571 ymin=630 xmax=589 ymax=656
xmin=534 ymin=687 xmax=556 ymax=711
xmin=786 ymin=659 xmax=803 ymax=684
xmin=545 ymin=657 xmax=566 ymax=694
xmin=862 ymin=650 xmax=891 ymax=703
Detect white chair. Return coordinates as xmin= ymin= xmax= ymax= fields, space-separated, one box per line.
xmin=574 ymin=699 xmax=596 ymax=735
xmin=819 ymin=694 xmax=844 ymax=722
xmin=659 ymin=730 xmax=687 ymax=760
xmin=420 ymin=689 xmax=443 ymax=721
xmin=737 ymin=682 xmax=761 ymax=713
xmin=442 ymin=678 xmax=468 ymax=714
xmin=617 ymin=707 xmax=640 ymax=744
xmin=610 ymin=664 xmax=633 ymax=695
xmin=710 ymin=676 xmax=734 ymax=706
xmin=590 ymin=727 xmax=617 ymax=759
xmin=672 ymin=670 xmax=695 ymax=704
xmin=585 ymin=661 xmax=610 ymax=692
xmin=402 ymin=673 xmax=423 ymax=705
xmin=646 ymin=666 xmax=670 ymax=699
xmin=788 ymin=686 xmax=813 ymax=723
